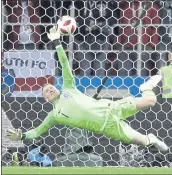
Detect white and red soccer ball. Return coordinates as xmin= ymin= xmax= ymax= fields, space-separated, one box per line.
xmin=58 ymin=16 xmax=76 ymax=36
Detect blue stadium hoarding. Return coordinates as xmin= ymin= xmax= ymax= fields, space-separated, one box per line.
xmin=54 ymin=76 xmax=149 ymax=98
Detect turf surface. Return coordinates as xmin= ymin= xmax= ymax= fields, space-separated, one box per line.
xmin=2 ymin=167 xmax=172 ymax=174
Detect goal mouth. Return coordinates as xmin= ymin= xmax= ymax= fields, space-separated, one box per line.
xmin=2 ymin=0 xmax=172 ymax=168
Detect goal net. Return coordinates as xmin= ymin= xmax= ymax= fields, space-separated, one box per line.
xmin=2 ymin=0 xmax=172 ymax=167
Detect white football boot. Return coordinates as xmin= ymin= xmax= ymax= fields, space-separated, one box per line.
xmin=148 ymin=133 xmax=169 ymax=152
xmin=140 ymin=75 xmax=162 ymax=92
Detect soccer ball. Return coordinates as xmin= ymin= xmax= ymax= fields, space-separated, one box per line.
xmin=58 ymin=16 xmax=76 ymax=36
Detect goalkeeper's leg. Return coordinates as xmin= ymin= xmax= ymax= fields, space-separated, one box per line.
xmin=122 ymin=75 xmax=168 ymax=151
xmin=117 ymin=75 xmax=168 ymax=152
xmin=121 ymin=121 xmax=168 ymax=152
xmin=135 ymin=75 xmax=162 ymax=111
xmin=114 ymin=75 xmax=162 ymax=120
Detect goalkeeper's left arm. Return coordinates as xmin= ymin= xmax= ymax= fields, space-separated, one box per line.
xmin=7 ymin=111 xmax=56 ymax=141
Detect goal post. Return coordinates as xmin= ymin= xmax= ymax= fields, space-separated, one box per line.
xmin=2 ymin=0 xmax=172 ymax=167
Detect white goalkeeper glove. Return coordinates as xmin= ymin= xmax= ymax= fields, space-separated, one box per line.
xmin=6 ymin=129 xmax=23 ymax=141
xmin=47 ymin=26 xmax=60 ymax=41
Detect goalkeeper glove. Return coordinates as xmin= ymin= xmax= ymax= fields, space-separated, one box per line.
xmin=47 ymin=26 xmax=60 ymax=41
xmin=6 ymin=129 xmax=23 ymax=141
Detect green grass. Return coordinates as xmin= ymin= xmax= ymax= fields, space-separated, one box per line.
xmin=2 ymin=167 xmax=172 ymax=174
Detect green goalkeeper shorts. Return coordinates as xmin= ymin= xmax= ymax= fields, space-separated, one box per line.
xmin=102 ymin=96 xmax=137 ymax=143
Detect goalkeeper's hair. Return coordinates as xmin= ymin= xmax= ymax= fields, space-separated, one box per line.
xmin=42 ymin=83 xmax=52 ymax=92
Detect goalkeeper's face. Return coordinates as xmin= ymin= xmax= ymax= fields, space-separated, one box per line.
xmin=42 ymin=84 xmax=60 ymax=102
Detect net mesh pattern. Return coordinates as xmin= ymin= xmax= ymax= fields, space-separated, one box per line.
xmin=1 ymin=0 xmax=172 ymax=167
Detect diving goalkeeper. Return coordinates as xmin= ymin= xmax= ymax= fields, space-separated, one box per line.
xmin=7 ymin=26 xmax=168 ymax=152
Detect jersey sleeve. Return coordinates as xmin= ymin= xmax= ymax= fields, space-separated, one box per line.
xmin=23 ymin=110 xmax=56 ymax=140
xmin=55 ymin=45 xmax=76 ymax=89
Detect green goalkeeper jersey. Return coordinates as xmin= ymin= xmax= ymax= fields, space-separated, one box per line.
xmin=24 ymin=45 xmax=112 ymax=140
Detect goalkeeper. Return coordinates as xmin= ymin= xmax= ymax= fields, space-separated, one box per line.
xmin=7 ymin=26 xmax=168 ymax=152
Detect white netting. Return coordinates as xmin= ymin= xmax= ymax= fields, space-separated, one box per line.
xmin=1 ymin=0 xmax=172 ymax=167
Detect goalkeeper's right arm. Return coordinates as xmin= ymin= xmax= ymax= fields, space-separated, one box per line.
xmin=47 ymin=26 xmax=76 ymax=89
xmin=7 ymin=111 xmax=56 ymax=140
